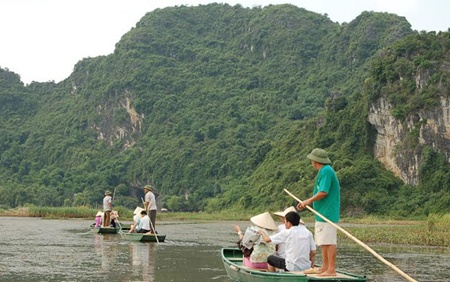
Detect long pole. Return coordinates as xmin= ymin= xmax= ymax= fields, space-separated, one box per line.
xmin=284 ymin=189 xmax=417 ymax=282
xmin=141 ymin=197 xmax=159 ymax=244
xmin=111 ymin=188 xmax=122 ymax=232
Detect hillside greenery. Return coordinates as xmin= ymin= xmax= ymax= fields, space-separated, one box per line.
xmin=0 ymin=4 xmax=449 ymax=217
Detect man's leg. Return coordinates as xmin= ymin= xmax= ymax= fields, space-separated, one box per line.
xmin=103 ymin=211 xmax=111 ymax=227
xmin=267 ymin=255 xmax=285 ymax=272
xmin=149 ymin=210 xmax=157 ymax=233
xmin=320 ymin=245 xmax=328 ymax=273
xmin=319 ymin=245 xmax=336 ymax=276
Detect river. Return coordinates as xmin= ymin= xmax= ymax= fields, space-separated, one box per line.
xmin=0 ymin=217 xmax=448 ymax=281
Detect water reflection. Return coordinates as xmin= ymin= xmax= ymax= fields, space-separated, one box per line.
xmin=0 ymin=217 xmax=448 ymax=282
xmin=130 ymin=242 xmax=155 ymax=281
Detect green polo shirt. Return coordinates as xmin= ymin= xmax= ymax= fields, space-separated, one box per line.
xmin=313 ymin=165 xmax=340 ymax=223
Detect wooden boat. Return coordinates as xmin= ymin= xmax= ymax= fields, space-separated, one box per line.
xmin=222 ymin=248 xmax=367 ymax=282
xmin=89 ymin=223 xmax=131 ymax=234
xmin=121 ymin=233 xmax=166 ymax=242
xmin=97 ymin=227 xmax=120 ymax=234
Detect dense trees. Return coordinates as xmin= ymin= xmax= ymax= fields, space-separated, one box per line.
xmin=0 ymin=4 xmax=449 ymax=216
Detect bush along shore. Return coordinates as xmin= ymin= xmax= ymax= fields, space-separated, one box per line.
xmin=1 ymin=207 xmax=449 ymax=247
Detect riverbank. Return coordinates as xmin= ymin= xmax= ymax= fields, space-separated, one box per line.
xmin=1 ymin=206 xmax=449 ymax=247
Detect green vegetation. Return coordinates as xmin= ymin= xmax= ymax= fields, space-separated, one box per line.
xmin=0 ymin=4 xmax=449 ymax=220
xmin=2 ymin=206 xmax=449 ymax=247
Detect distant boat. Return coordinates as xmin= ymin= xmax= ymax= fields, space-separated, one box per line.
xmin=121 ymin=233 xmax=166 ymax=242
xmin=221 ymin=248 xmax=367 ymax=282
xmin=90 ymin=223 xmax=132 ymax=234
xmin=97 ymin=227 xmax=120 ymax=234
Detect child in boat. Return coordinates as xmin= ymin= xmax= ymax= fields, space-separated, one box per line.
xmin=233 ymin=212 xmax=277 ymax=270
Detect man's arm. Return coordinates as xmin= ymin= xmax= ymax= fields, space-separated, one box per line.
xmin=309 ymin=250 xmax=316 ymax=268
xmin=297 ymin=191 xmax=327 ymax=210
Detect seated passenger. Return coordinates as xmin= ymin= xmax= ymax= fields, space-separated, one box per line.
xmin=110 ymin=210 xmax=119 ymax=228
xmin=137 ymin=210 xmax=151 ymax=233
xmin=272 ymin=206 xmax=299 ymax=258
xmin=259 ymin=211 xmax=316 ymax=272
xmin=129 ymin=207 xmax=144 ymax=233
xmin=94 ymin=211 xmax=103 ymax=228
xmin=233 ymin=212 xmax=277 ymax=270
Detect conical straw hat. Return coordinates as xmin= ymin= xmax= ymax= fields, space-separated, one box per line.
xmin=273 ymin=206 xmax=304 ymax=224
xmin=273 ymin=206 xmax=297 ymax=217
xmin=250 ymin=212 xmax=277 ymax=230
xmin=96 ymin=211 xmax=103 ymax=217
xmin=133 ymin=207 xmax=145 ymax=215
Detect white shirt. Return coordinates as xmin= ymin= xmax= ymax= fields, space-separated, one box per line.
xmin=276 ymin=224 xmax=286 ymax=258
xmin=103 ymin=195 xmax=112 ymax=211
xmin=140 ymin=215 xmax=150 ymax=230
xmin=145 ymin=191 xmax=157 ymax=211
xmin=270 ymin=225 xmax=316 ymax=271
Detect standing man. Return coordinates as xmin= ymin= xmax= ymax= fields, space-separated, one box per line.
xmin=297 ymin=148 xmax=340 ymax=277
xmin=102 ymin=191 xmax=113 ymax=227
xmin=143 ymin=185 xmax=157 ymax=234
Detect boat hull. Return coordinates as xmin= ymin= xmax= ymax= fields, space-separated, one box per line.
xmin=222 ymin=248 xmax=367 ymax=282
xmin=122 ymin=233 xmax=166 ymax=242
xmin=97 ymin=227 xmax=120 ymax=234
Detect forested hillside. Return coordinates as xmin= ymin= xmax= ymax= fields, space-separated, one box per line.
xmin=0 ymin=4 xmax=448 ymax=216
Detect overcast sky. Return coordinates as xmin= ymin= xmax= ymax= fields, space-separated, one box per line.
xmin=1 ymin=0 xmax=449 ymax=84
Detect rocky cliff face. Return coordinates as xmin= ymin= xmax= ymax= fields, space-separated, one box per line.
xmin=368 ymin=96 xmax=450 ymax=185
xmin=93 ymin=92 xmax=143 ymax=148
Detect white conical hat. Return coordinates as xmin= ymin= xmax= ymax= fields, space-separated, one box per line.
xmin=96 ymin=211 xmax=103 ymax=217
xmin=133 ymin=207 xmax=145 ymax=215
xmin=273 ymin=206 xmax=297 ymax=217
xmin=273 ymin=206 xmax=304 ymax=224
xmin=250 ymin=212 xmax=277 ymax=230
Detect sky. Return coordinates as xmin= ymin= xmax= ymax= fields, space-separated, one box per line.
xmin=1 ymin=0 xmax=449 ymax=84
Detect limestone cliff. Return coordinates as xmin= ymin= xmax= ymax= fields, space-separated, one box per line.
xmin=368 ymin=96 xmax=450 ymax=185
xmin=93 ymin=92 xmax=143 ymax=148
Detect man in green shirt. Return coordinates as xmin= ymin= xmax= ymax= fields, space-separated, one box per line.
xmin=297 ymin=148 xmax=340 ymax=276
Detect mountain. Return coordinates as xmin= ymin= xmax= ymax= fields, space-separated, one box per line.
xmin=0 ymin=4 xmax=448 ymax=216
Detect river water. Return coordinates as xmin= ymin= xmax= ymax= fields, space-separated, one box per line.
xmin=0 ymin=217 xmax=448 ymax=282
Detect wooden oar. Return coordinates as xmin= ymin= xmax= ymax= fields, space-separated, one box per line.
xmin=284 ymin=189 xmax=418 ymax=282
xmin=141 ymin=197 xmax=159 ymax=244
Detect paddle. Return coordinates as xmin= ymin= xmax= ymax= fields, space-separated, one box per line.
xmin=284 ymin=189 xmax=418 ymax=282
xmin=141 ymin=197 xmax=159 ymax=244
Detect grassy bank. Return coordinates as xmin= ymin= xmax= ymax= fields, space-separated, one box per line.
xmin=1 ymin=207 xmax=449 ymax=247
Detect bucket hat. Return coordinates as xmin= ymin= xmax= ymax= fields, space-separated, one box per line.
xmin=307 ymin=148 xmax=331 ymax=164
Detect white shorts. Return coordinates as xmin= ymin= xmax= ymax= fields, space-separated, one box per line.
xmin=315 ymin=222 xmax=337 ymax=246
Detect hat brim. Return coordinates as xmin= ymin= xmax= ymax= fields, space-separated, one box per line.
xmin=307 ymin=153 xmax=331 ymax=164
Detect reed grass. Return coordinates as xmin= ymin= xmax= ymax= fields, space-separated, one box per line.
xmin=1 ymin=207 xmax=449 ymax=247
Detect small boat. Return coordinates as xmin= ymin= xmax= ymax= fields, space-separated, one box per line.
xmin=121 ymin=233 xmax=166 ymax=242
xmin=222 ymin=248 xmax=367 ymax=282
xmin=97 ymin=227 xmax=120 ymax=234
